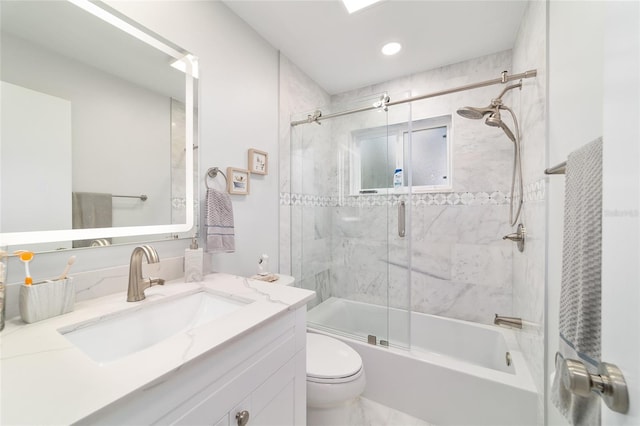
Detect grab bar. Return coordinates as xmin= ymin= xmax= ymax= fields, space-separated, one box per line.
xmin=398 ymin=200 xmax=406 ymax=238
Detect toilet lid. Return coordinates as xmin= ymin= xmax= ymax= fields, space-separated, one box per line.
xmin=306 ymin=333 xmax=363 ymax=380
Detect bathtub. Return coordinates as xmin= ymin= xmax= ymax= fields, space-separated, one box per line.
xmin=308 ymin=297 xmax=538 ymax=426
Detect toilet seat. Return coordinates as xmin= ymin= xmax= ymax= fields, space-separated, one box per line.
xmin=306 ymin=333 xmax=363 ymax=384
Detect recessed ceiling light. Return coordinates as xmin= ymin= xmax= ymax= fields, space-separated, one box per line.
xmin=381 ymin=42 xmax=402 ymax=56
xmin=342 ymin=0 xmax=384 ymax=14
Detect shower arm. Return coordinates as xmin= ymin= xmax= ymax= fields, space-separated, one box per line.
xmin=492 ymin=81 xmax=522 ymax=105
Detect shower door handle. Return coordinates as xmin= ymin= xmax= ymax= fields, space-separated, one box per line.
xmin=398 ymin=201 xmax=406 ymax=238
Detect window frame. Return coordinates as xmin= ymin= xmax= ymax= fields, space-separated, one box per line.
xmin=349 ymin=115 xmax=453 ymax=195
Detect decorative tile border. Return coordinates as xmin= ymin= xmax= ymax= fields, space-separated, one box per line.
xmin=522 ymin=179 xmax=546 ymax=203
xmin=280 ymin=193 xmax=338 ymax=207
xmin=280 ymin=191 xmax=513 ymax=207
xmin=171 ymin=197 xmax=186 ymax=208
xmin=279 ymin=178 xmax=546 ymax=207
xmin=280 ymin=180 xmax=545 ymax=208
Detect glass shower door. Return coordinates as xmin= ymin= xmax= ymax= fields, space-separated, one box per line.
xmin=290 ymin=93 xmax=411 ymax=349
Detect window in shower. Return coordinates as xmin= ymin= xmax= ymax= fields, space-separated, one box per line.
xmin=350 ymin=115 xmax=452 ymax=194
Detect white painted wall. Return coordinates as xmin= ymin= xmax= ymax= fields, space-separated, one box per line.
xmin=107 ymin=1 xmax=280 ymax=278
xmin=601 ymin=3 xmax=640 ymax=424
xmin=546 ymin=2 xmax=605 ymax=425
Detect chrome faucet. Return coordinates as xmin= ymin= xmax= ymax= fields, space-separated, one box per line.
xmin=494 ymin=314 xmax=523 ymax=329
xmin=127 ymin=245 xmax=165 ymax=302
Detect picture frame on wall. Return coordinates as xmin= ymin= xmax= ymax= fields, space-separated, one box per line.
xmin=227 ymin=167 xmax=250 ymax=195
xmin=248 ymin=148 xmax=268 ymax=175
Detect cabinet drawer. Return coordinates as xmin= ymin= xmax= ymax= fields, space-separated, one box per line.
xmin=173 ymin=355 xmax=296 ymax=425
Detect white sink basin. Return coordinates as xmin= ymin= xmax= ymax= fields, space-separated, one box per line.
xmin=59 ymin=291 xmax=248 ymax=364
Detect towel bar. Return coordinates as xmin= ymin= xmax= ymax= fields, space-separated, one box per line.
xmin=112 ymin=194 xmax=148 ymax=201
xmin=206 ymin=167 xmax=228 ymax=189
xmin=545 ymin=161 xmax=566 ymax=175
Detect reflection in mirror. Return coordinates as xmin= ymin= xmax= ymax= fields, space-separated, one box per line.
xmin=0 ymin=0 xmax=197 ymax=252
xmin=351 ymin=115 xmax=452 ymax=194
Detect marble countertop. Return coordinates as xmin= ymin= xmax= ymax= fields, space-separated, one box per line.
xmin=0 ymin=273 xmax=315 ymax=425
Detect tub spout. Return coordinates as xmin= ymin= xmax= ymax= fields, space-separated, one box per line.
xmin=494 ymin=314 xmax=523 ymax=329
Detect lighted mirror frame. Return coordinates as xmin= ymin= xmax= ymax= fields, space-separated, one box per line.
xmin=0 ymin=0 xmax=196 ymax=246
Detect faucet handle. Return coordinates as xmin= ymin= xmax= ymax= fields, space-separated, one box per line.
xmin=149 ymin=277 xmax=165 ymax=286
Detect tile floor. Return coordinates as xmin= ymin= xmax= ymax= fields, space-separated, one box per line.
xmin=345 ymin=397 xmax=434 ymax=426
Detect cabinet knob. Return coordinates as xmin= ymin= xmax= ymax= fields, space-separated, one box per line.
xmin=235 ymin=410 xmax=250 ymax=426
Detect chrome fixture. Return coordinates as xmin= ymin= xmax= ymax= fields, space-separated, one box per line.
xmin=127 ymin=245 xmax=165 ymax=302
xmin=112 ymin=194 xmax=148 ymax=201
xmin=494 ymin=314 xmax=523 ymax=329
xmin=290 ymin=69 xmax=537 ymax=127
xmin=206 ymin=166 xmax=228 ymax=188
xmin=90 ymin=238 xmax=111 ymax=247
xmin=367 ymin=334 xmax=388 ymax=346
xmin=503 ymin=223 xmax=526 ymax=252
xmin=545 ymin=160 xmax=567 ymax=175
xmin=305 ymin=110 xmax=323 ymax=125
xmin=236 ymin=410 xmax=250 ymax=426
xmin=557 ymin=353 xmax=629 ymax=414
xmin=373 ymin=93 xmax=390 ymax=111
xmin=398 ymin=200 xmax=406 ymax=238
xmin=505 ymin=351 xmax=512 ymax=367
xmin=457 ymin=80 xmax=524 ymax=226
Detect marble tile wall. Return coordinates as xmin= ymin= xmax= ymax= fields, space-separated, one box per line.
xmin=280 ymin=3 xmax=546 ymax=345
xmin=278 ymin=55 xmax=335 ymax=308
xmin=325 ymin=50 xmax=518 ymax=326
xmin=279 ymin=3 xmax=546 ymax=421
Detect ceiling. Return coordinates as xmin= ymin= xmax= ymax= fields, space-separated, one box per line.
xmin=224 ymin=0 xmax=528 ymax=95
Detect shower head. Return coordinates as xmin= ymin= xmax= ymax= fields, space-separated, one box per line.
xmin=456 ymin=105 xmax=495 ymax=120
xmin=485 ymin=110 xmax=516 ymax=142
xmin=457 ymin=81 xmax=523 ymax=121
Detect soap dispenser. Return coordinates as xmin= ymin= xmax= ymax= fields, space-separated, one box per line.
xmin=257 ymin=254 xmax=269 ymax=276
xmin=185 ymin=236 xmax=203 ymax=282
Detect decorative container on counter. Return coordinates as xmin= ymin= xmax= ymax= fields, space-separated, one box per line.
xmin=19 ymin=277 xmax=75 ymax=323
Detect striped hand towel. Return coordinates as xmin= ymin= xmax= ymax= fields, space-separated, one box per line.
xmin=205 ymin=188 xmax=235 ymax=253
xmin=551 ymin=137 xmax=602 ymax=425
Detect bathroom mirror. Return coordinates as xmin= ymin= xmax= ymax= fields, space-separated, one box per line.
xmin=0 ymin=0 xmax=197 ymax=251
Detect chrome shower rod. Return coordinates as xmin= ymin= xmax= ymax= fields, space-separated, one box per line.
xmin=290 ymin=69 xmax=537 ymax=127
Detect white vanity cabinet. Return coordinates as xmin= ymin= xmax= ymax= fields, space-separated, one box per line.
xmin=79 ymin=306 xmax=307 ymax=426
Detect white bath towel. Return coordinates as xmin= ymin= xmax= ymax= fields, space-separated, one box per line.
xmin=205 ymin=188 xmax=235 ymax=253
xmin=551 ymin=137 xmax=602 ymax=425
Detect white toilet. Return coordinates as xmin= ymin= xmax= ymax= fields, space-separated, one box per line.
xmin=306 ymin=332 xmax=366 ymax=425
xmin=270 ymin=275 xmax=366 ymax=425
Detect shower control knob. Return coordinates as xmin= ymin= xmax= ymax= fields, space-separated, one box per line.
xmin=557 ymin=353 xmax=629 ymax=414
xmin=502 ymin=223 xmax=525 ymax=252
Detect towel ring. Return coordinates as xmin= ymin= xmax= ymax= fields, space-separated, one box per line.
xmin=206 ymin=167 xmax=228 ymax=189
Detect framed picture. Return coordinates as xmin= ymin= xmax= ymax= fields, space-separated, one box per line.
xmin=248 ymin=148 xmax=268 ymax=175
xmin=227 ymin=167 xmax=250 ymax=195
